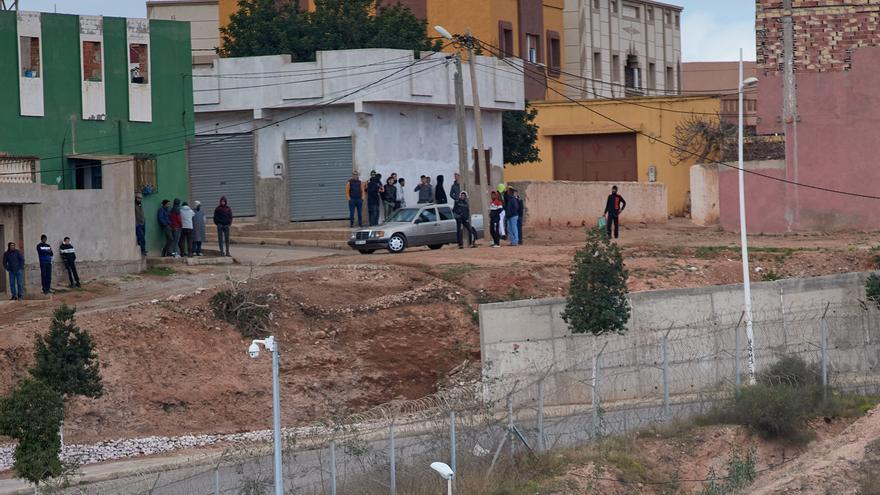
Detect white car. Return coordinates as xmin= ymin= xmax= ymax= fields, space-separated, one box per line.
xmin=348 ymin=204 xmax=484 ymax=254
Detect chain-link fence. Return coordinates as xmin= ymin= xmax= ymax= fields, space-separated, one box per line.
xmin=61 ymin=301 xmax=880 ymax=494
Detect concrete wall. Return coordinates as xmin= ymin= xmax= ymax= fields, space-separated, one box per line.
xmin=689 ymin=164 xmax=719 ymax=226
xmin=147 ymin=0 xmax=219 ymax=60
xmin=1 ymin=156 xmax=144 ymax=294
xmin=716 ymin=159 xmax=786 ymax=232
xmin=508 ymin=180 xmax=667 ymax=227
xmin=479 ymin=271 xmax=880 ymax=406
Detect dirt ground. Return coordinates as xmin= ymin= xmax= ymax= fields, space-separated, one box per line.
xmin=1 ymin=220 xmax=878 ymax=447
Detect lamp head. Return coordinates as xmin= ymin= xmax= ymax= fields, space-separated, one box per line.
xmin=741 ymin=77 xmax=759 ymax=87
xmin=434 ymin=25 xmax=454 ymax=41
xmin=430 ymin=462 xmax=454 ymax=480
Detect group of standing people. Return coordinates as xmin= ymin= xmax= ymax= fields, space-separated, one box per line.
xmin=347 ymin=171 xmax=408 ymax=227
xmin=154 ymin=196 xmax=234 ymax=258
xmin=3 ymin=234 xmax=82 ymax=300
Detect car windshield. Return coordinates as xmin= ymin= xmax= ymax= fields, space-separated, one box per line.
xmin=385 ymin=208 xmax=419 ymax=223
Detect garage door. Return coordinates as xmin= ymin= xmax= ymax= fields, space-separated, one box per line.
xmin=287 ymin=137 xmax=352 ymax=221
xmin=553 ymin=133 xmax=638 ymax=182
xmin=188 ymin=133 xmax=256 ymax=217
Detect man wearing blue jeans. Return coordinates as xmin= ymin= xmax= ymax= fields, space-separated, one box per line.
xmin=3 ymin=242 xmax=24 ymax=300
xmin=504 ymin=187 xmax=522 ymax=246
xmin=346 ymin=173 xmax=364 ymax=228
xmin=36 ymin=234 xmax=53 ymax=294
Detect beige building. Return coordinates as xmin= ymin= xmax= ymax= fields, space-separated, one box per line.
xmin=682 ymin=61 xmax=758 ymax=130
xmin=146 ymin=0 xmax=219 ymax=63
xmin=563 ymin=0 xmax=682 ymax=99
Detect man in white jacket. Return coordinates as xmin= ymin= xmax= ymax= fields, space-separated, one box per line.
xmin=180 ymin=202 xmax=195 ymax=257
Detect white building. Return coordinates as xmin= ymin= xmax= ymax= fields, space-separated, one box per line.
xmin=191 ymin=48 xmax=525 ymax=223
xmin=147 ymin=0 xmax=219 ymax=63
xmin=564 ymin=0 xmax=683 ymax=99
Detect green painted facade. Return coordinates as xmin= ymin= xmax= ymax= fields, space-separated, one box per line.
xmin=0 ymin=11 xmax=194 ymax=253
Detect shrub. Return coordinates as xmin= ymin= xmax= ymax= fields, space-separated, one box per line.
xmin=700 ymin=447 xmax=757 ymax=495
xmin=867 ymin=274 xmax=880 ymax=310
xmin=31 ymin=304 xmax=103 ymax=399
xmin=560 ymin=228 xmax=630 ymax=335
xmin=0 ymin=378 xmax=64 ymax=484
xmin=758 ymin=354 xmax=821 ymax=388
xmin=210 ymin=286 xmax=272 ymax=338
xmin=730 ymin=384 xmax=815 ymax=440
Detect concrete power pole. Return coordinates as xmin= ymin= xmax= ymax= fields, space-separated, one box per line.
xmin=782 ymin=0 xmax=799 ymax=229
xmin=464 ymin=29 xmax=490 ymax=235
xmin=452 ymin=56 xmax=470 ymax=197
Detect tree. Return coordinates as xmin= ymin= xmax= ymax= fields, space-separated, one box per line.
xmin=560 ymin=229 xmax=630 ymax=335
xmin=220 ymin=0 xmax=439 ymax=60
xmin=31 ymin=304 xmax=103 ymax=399
xmin=502 ymin=103 xmax=540 ymax=165
xmin=0 ymin=378 xmax=64 ymax=484
xmin=671 ymin=114 xmax=733 ymax=166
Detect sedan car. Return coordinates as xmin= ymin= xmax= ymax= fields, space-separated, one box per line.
xmin=348 ymin=204 xmax=484 ymax=254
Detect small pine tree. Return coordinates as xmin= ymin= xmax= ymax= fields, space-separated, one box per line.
xmin=31 ymin=304 xmax=103 ymax=399
xmin=0 ymin=378 xmax=64 ymax=484
xmin=560 ymin=229 xmax=630 ymax=335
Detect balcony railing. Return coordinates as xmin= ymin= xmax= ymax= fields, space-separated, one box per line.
xmin=0 ymin=156 xmax=37 ymax=184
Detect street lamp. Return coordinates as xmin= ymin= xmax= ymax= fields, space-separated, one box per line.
xmin=738 ymin=49 xmax=759 ymax=385
xmin=430 ymin=461 xmax=455 ymax=495
xmin=249 ymin=336 xmax=283 ymax=495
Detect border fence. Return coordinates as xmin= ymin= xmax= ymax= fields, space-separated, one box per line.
xmin=56 ymin=298 xmax=880 ymax=495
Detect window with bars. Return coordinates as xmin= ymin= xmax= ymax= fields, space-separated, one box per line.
xmin=135 ymin=155 xmax=157 ymax=195
xmin=82 ymin=41 xmax=103 ymax=82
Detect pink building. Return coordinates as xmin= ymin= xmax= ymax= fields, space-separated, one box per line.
xmin=719 ymin=1 xmax=880 ymax=232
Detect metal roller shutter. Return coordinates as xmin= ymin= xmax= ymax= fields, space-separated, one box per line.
xmin=287 ymin=137 xmax=352 ymax=221
xmin=188 ymin=133 xmax=256 ymax=217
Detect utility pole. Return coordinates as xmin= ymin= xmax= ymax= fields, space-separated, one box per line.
xmin=464 ymin=28 xmax=490 ymax=232
xmin=781 ymin=0 xmax=799 ymax=229
xmin=452 ymin=55 xmax=470 ymax=196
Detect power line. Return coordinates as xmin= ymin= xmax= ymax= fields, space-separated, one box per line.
xmin=475 ymin=38 xmax=880 ymax=201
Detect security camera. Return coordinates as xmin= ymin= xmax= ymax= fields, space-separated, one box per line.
xmin=430 ymin=462 xmax=454 ymax=480
xmin=248 ymin=342 xmax=260 ymax=359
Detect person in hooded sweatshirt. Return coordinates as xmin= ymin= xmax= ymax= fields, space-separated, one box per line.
xmin=59 ymin=236 xmax=81 ymax=288
xmin=213 ymin=196 xmax=233 ymax=256
xmin=434 ymin=175 xmax=448 ymax=205
xmin=180 ymin=202 xmax=195 ymax=257
xmin=192 ymin=201 xmax=206 ymax=256
xmin=170 ymin=198 xmax=183 ymax=257
xmin=36 ymin=234 xmax=53 ymax=294
xmin=3 ymin=242 xmax=25 ymax=300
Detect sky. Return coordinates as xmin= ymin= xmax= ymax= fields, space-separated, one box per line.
xmin=21 ymin=0 xmax=757 ymax=62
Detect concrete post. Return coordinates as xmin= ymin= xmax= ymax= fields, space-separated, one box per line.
xmin=735 ymin=312 xmax=744 ymax=389
xmin=449 ymin=411 xmax=457 ymax=476
xmin=389 ymin=423 xmax=397 ymax=495
xmin=329 ymin=441 xmax=337 ymax=495
xmin=537 ymin=379 xmax=545 ymax=452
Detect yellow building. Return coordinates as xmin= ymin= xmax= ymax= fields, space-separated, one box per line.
xmin=504 ymin=96 xmax=721 ymax=216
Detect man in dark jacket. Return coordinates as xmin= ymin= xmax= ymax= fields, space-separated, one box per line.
xmin=414 ymin=175 xmax=434 ymax=204
xmin=366 ymin=175 xmax=383 ymax=226
xmin=604 ymin=185 xmax=627 ymax=239
xmin=382 ymin=176 xmax=397 ymax=222
xmin=449 ymin=173 xmax=462 ymax=201
xmin=3 ymin=242 xmax=24 ymax=300
xmin=213 ymin=196 xmax=233 ymax=256
xmin=135 ymin=194 xmax=147 ymax=256
xmin=59 ymin=237 xmax=81 ymax=288
xmin=504 ymin=188 xmax=522 ymax=246
xmin=36 ymin=234 xmax=53 ymax=294
xmin=158 ymin=199 xmax=173 ymax=256
xmin=453 ymin=191 xmax=476 ymax=248
xmin=346 ymin=172 xmax=364 ymax=228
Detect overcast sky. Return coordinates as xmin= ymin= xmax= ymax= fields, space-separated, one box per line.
xmin=22 ymin=0 xmax=757 ymax=62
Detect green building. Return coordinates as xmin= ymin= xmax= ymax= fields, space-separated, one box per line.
xmin=0 ymin=10 xmax=194 ymax=253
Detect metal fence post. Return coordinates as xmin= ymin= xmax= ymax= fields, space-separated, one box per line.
xmin=662 ymin=326 xmax=672 ymax=417
xmin=735 ymin=312 xmax=744 ymax=389
xmin=537 ymin=378 xmax=545 ymax=453
xmin=389 ymin=422 xmax=397 ymax=495
xmin=330 ymin=441 xmax=337 ymax=495
xmin=821 ymin=302 xmax=830 ymax=400
xmin=507 ymin=395 xmax=515 ymax=459
xmin=449 ymin=410 xmax=457 ymax=475
xmin=591 ymin=342 xmax=608 ymax=439
xmin=214 ymin=465 xmax=220 ymax=495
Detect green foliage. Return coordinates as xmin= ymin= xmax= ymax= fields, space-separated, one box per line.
xmin=31 ymin=304 xmax=103 ymax=399
xmin=210 ymin=287 xmax=272 ymax=338
xmin=867 ymin=274 xmax=880 ymax=310
xmin=561 ymin=229 xmax=630 ymax=335
xmin=0 ymin=378 xmax=64 ymax=484
xmin=144 ymin=266 xmax=175 ymax=277
xmin=700 ymin=447 xmax=757 ymax=495
xmin=220 ymin=0 xmax=440 ymax=60
xmin=502 ymin=103 xmax=540 ymax=165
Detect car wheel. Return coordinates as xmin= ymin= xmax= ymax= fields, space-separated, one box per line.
xmin=387 ymin=234 xmax=407 ymax=253
xmin=428 ymin=244 xmax=443 ymax=250
xmin=358 ymin=249 xmax=376 ymax=254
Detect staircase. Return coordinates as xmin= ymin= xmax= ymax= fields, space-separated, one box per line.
xmin=205 ymin=220 xmax=353 ymax=250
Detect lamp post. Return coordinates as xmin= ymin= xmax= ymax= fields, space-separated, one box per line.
xmin=737 ymin=48 xmax=759 ymax=385
xmin=248 ymin=336 xmax=283 ymax=495
xmin=430 ymin=461 xmax=455 ymax=495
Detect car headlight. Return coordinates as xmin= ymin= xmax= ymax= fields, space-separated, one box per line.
xmin=369 ymin=231 xmax=385 ymax=238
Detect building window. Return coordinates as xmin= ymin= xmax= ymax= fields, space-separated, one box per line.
xmin=611 ymin=1 xmax=618 ymax=14
xmin=82 ymin=41 xmax=102 ymax=82
xmin=547 ymin=31 xmax=561 ymax=73
xmin=70 ymin=158 xmax=102 ymax=190
xmin=134 ymin=155 xmax=158 ymax=195
xmin=747 ymin=99 xmax=757 ymax=112
xmin=129 ymin=43 xmax=149 ymax=84
xmin=526 ymin=34 xmax=539 ymax=63
xmin=593 ymin=52 xmax=602 ymax=79
xmin=648 ymin=62 xmax=656 ymax=90
xmin=647 ymin=7 xmax=654 ymax=21
xmin=622 ymin=3 xmax=640 ymax=19
xmin=664 ymin=10 xmax=672 ymax=25
xmin=499 ymin=21 xmax=514 ymax=57
xmin=594 ymin=0 xmax=600 ymax=8
xmin=19 ymin=36 xmax=40 ymax=78
xmin=612 ymin=54 xmax=620 ymax=82
xmin=625 ymin=54 xmax=641 ymax=91
xmin=665 ymin=66 xmax=674 ymax=90
xmin=675 ymin=13 xmax=680 ymax=29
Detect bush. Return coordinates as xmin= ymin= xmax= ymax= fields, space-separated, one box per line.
xmin=210 ymin=286 xmax=273 ymax=338
xmin=867 ymin=274 xmax=880 ymax=310
xmin=0 ymin=378 xmax=65 ymax=484
xmin=560 ymin=228 xmax=630 ymax=335
xmin=31 ymin=304 xmax=103 ymax=399
xmin=729 ymin=384 xmax=817 ymax=440
xmin=758 ymin=354 xmax=822 ymax=388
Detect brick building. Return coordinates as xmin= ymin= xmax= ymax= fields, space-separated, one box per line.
xmin=719 ymin=1 xmax=880 ymax=232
